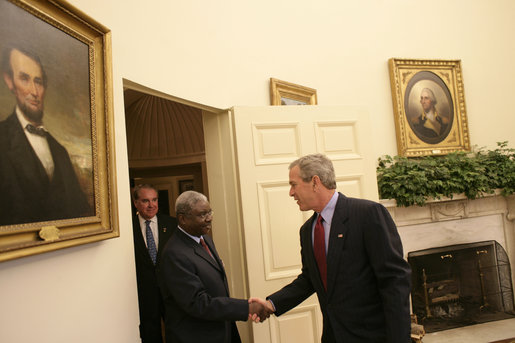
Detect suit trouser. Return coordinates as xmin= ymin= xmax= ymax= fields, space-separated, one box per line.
xmin=321 ymin=318 xmax=336 ymax=343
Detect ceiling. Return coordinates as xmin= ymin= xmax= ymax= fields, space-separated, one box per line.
xmin=124 ymin=89 xmax=205 ymax=169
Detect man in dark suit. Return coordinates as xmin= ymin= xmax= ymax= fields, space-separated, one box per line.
xmin=160 ymin=190 xmax=268 ymax=343
xmin=0 ymin=45 xmax=91 ymax=225
xmin=252 ymin=153 xmax=412 ymax=342
xmin=133 ymin=184 xmax=177 ymax=343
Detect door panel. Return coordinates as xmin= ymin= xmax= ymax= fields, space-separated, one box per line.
xmin=231 ymin=105 xmax=378 ymax=342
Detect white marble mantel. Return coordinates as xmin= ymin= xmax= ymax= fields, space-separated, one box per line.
xmin=380 ymin=192 xmax=515 ymax=342
xmin=381 ymin=192 xmax=515 ymax=263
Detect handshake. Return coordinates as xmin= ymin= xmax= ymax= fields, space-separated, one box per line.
xmin=248 ymin=297 xmax=275 ymax=323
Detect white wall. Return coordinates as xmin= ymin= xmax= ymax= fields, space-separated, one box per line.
xmin=0 ymin=233 xmax=139 ymax=342
xmin=1 ymin=0 xmax=514 ymax=342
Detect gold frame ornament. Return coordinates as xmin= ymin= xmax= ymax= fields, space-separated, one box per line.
xmin=270 ymin=78 xmax=317 ymax=106
xmin=388 ymin=58 xmax=470 ymax=156
xmin=0 ymin=0 xmax=117 ymax=261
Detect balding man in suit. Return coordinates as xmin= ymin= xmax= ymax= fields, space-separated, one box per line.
xmin=132 ymin=184 xmax=177 ymax=343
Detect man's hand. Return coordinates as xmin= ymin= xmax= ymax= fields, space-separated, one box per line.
xmin=248 ymin=297 xmax=274 ymax=323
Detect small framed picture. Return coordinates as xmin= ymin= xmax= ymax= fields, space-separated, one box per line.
xmin=270 ymin=78 xmax=317 ymax=106
xmin=388 ymin=58 xmax=471 ymax=157
xmin=179 ymin=179 xmax=194 ymax=194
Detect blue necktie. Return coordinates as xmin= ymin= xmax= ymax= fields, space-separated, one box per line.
xmin=145 ymin=220 xmax=157 ymax=265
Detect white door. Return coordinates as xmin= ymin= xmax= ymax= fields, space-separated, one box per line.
xmin=227 ymin=105 xmax=378 ymax=343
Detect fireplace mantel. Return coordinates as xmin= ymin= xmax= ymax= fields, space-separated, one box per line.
xmin=380 ymin=192 xmax=515 ymax=342
xmin=381 ymin=191 xmax=515 ymax=227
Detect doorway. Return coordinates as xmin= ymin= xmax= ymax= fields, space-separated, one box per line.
xmin=124 ymin=82 xmax=221 ymax=342
xmin=124 ymin=86 xmax=208 ymax=215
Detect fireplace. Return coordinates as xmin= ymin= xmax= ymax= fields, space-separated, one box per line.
xmin=408 ymin=240 xmax=515 ymax=332
xmin=382 ymin=192 xmax=515 ymax=341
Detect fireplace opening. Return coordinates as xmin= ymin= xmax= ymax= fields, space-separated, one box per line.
xmin=408 ymin=240 xmax=515 ymax=332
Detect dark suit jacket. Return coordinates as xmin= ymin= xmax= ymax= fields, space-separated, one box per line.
xmin=160 ymin=229 xmax=247 ymax=343
xmin=0 ymin=112 xmax=91 ymax=225
xmin=268 ymin=193 xmax=411 ymax=343
xmin=133 ymin=213 xmax=177 ymax=342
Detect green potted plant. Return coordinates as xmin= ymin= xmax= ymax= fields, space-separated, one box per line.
xmin=376 ymin=142 xmax=515 ymax=207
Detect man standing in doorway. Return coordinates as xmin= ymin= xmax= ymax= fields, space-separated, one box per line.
xmin=252 ymin=153 xmax=412 ymax=342
xmin=133 ymin=184 xmax=177 ymax=343
xmin=0 ymin=45 xmax=91 ymax=225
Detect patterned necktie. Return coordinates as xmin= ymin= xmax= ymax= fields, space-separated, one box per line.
xmin=313 ymin=214 xmax=327 ymax=290
xmin=200 ymin=237 xmax=214 ymax=260
xmin=145 ymin=220 xmax=157 ymax=265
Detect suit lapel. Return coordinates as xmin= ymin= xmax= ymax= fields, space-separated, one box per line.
xmin=186 ymin=233 xmax=222 ymax=273
xmin=326 ymin=193 xmax=349 ymax=299
xmin=4 ymin=114 xmax=49 ymax=192
xmin=157 ymin=215 xmax=172 ymax=253
xmin=205 ymin=236 xmax=226 ymax=270
xmin=176 ymin=230 xmax=229 ymax=296
xmin=202 ymin=235 xmax=230 ymax=291
xmin=133 ymin=216 xmax=154 ymax=266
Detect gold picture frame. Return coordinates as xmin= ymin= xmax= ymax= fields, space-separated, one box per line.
xmin=388 ymin=58 xmax=470 ymax=156
xmin=0 ymin=0 xmax=117 ymax=261
xmin=270 ymin=77 xmax=317 ymax=105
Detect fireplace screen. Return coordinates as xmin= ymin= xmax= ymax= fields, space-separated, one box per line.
xmin=408 ymin=240 xmax=515 ymax=332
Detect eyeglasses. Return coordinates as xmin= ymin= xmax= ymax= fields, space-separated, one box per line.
xmin=185 ymin=210 xmax=214 ymax=220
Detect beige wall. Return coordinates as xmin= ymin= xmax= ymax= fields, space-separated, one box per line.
xmin=1 ymin=0 xmax=514 ymax=342
xmin=75 ymin=0 xmax=515 ymax=155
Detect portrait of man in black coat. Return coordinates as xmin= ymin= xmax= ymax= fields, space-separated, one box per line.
xmin=0 ymin=45 xmax=92 ymax=225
